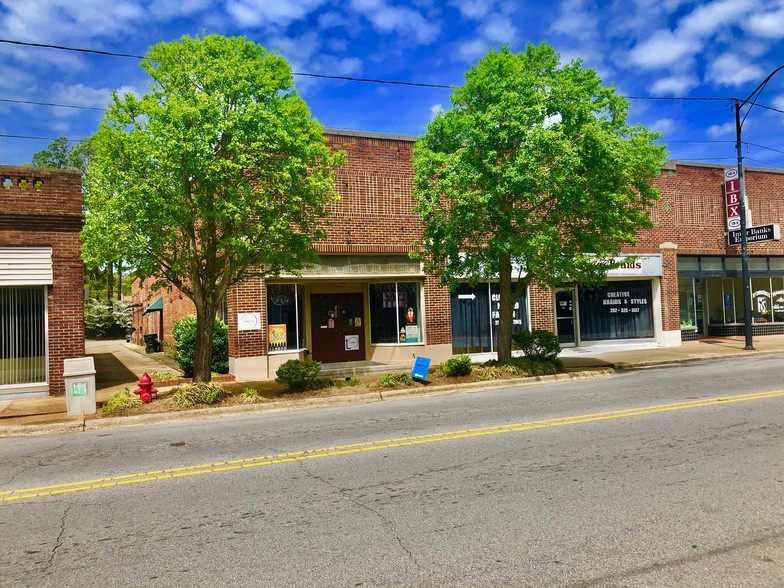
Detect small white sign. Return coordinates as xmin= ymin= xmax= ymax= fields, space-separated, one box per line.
xmin=237 ymin=312 xmax=261 ymax=331
xmin=345 ymin=335 xmax=360 ymax=351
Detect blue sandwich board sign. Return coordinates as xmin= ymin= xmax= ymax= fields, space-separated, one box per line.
xmin=412 ymin=357 xmax=431 ymax=381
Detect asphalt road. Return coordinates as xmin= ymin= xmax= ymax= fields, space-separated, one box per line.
xmin=1 ymin=355 xmax=783 ymax=587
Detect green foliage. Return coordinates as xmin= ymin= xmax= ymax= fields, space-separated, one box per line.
xmin=275 ymin=360 xmax=323 ymax=390
xmin=103 ymin=388 xmax=143 ymax=413
xmin=172 ymin=315 xmax=229 ymax=378
xmin=334 ymin=377 xmax=361 ymax=387
xmin=483 ymin=356 xmax=563 ymax=376
xmin=241 ymin=387 xmax=264 ymax=401
xmin=148 ymin=370 xmax=177 ymax=382
xmin=84 ymin=34 xmax=345 ymax=382
xmin=512 ymin=329 xmax=561 ymax=360
xmin=441 ymin=356 xmax=473 ymax=377
xmin=377 ymin=373 xmax=415 ymax=388
xmin=412 ymin=43 xmax=667 ymax=361
xmin=171 ymin=382 xmax=226 ymax=407
xmin=84 ymin=298 xmax=115 ymax=337
xmin=31 ymin=136 xmax=94 ymax=174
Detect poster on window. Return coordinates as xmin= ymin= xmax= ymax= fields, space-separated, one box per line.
xmin=268 ymin=324 xmax=287 ymax=351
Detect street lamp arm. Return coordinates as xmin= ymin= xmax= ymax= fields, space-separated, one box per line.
xmin=739 ymin=64 xmax=784 ymax=128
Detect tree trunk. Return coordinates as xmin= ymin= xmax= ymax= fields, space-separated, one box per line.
xmin=496 ymin=252 xmax=514 ymax=361
xmin=192 ymin=288 xmax=216 ymax=383
xmin=117 ymin=260 xmax=123 ymax=300
xmin=106 ymin=262 xmax=114 ymax=302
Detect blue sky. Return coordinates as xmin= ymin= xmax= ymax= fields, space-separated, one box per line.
xmin=1 ymin=0 xmax=784 ymax=169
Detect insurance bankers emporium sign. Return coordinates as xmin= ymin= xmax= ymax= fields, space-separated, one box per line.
xmin=724 ymin=167 xmax=780 ymax=246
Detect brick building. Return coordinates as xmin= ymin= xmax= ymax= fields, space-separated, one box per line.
xmin=0 ymin=166 xmax=84 ymax=397
xmin=132 ymin=130 xmax=784 ymax=380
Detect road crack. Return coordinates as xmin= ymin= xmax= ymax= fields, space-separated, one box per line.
xmin=45 ymin=504 xmax=72 ymax=570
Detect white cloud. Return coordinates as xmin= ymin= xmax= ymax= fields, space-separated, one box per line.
xmin=706 ymin=53 xmax=764 ymax=86
xmin=650 ymin=118 xmax=676 ymax=134
xmin=678 ymin=0 xmax=753 ymax=37
xmin=457 ymin=38 xmax=489 ymax=62
xmin=650 ymin=74 xmax=700 ymax=96
xmin=449 ymin=0 xmax=498 ymax=19
xmin=707 ymin=122 xmax=735 ymax=138
xmin=430 ymin=103 xmax=443 ymax=117
xmin=481 ymin=16 xmax=518 ymax=43
xmin=350 ymin=0 xmax=440 ymax=44
xmin=772 ymin=95 xmax=784 ymax=110
xmin=226 ymin=0 xmax=327 ymax=27
xmin=743 ymin=7 xmax=784 ymax=38
xmin=628 ymin=30 xmax=700 ymax=69
xmin=551 ymin=0 xmax=599 ymax=41
xmin=0 ymin=63 xmax=36 ymax=90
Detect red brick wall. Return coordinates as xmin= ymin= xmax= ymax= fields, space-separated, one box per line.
xmin=131 ymin=278 xmax=197 ymax=350
xmin=632 ymin=163 xmax=784 ymax=256
xmin=0 ymin=166 xmax=84 ymax=396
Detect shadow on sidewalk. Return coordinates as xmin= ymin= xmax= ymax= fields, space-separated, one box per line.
xmin=91 ymin=353 xmax=138 ymax=389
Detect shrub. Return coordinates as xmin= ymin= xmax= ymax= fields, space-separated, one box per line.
xmin=442 ymin=355 xmax=473 ymax=377
xmin=84 ymin=299 xmax=133 ymax=339
xmin=171 ymin=315 xmax=229 ymax=378
xmin=171 ymin=382 xmax=226 ymax=407
xmin=512 ymin=329 xmax=561 ymax=360
xmin=334 ymin=377 xmax=361 ymax=388
xmin=148 ymin=370 xmax=177 ymax=382
xmin=275 ymin=360 xmax=323 ymax=390
xmin=242 ymin=387 xmax=264 ymax=402
xmin=377 ymin=373 xmax=415 ymax=388
xmin=102 ymin=388 xmax=143 ymax=413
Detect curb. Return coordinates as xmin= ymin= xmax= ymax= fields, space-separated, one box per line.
xmin=0 ymin=368 xmax=616 ymax=438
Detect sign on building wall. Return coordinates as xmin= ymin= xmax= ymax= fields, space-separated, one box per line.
xmin=727 ymin=223 xmax=780 ymax=246
xmin=237 ymin=312 xmax=260 ymax=331
xmin=723 ymin=168 xmax=745 ymax=231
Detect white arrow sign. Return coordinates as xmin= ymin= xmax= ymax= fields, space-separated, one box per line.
xmin=458 ymin=293 xmax=476 ymax=301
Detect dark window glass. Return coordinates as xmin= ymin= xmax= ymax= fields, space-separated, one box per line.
xmin=369 ymin=283 xmax=399 ymax=344
xmin=0 ymin=286 xmax=46 ymax=385
xmin=450 ymin=283 xmax=528 ymax=354
xmin=578 ymin=280 xmax=654 ymax=340
xmin=266 ymin=284 xmax=303 ymax=351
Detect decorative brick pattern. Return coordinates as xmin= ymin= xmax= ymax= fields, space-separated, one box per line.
xmin=0 ymin=166 xmax=84 ymax=396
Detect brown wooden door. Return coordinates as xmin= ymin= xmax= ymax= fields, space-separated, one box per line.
xmin=310 ymin=293 xmax=365 ymax=363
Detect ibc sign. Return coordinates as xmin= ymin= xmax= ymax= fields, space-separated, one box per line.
xmin=724 ymin=168 xmax=741 ymax=230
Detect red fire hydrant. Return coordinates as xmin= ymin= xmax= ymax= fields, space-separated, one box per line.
xmin=133 ymin=372 xmax=158 ymax=403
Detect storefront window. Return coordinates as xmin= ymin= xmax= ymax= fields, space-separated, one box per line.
xmin=751 ymin=277 xmax=773 ymax=322
xmin=773 ymin=278 xmax=784 ymax=323
xmin=450 ymin=283 xmax=528 ymax=354
xmin=266 ymin=284 xmax=304 ymax=352
xmin=679 ymin=279 xmax=696 ymax=329
xmin=0 ymin=286 xmax=46 ymax=386
xmin=578 ymin=280 xmax=654 ymax=340
xmin=369 ymin=282 xmax=421 ymax=344
xmin=706 ymin=279 xmax=724 ymax=325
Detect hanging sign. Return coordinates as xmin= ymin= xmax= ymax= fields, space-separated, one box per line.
xmin=724 ymin=168 xmax=742 ymax=231
xmin=728 ymin=223 xmax=780 ymax=245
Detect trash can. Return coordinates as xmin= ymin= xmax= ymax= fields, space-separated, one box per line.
xmin=144 ymin=334 xmax=159 ymax=353
xmin=63 ymin=357 xmax=96 ymax=417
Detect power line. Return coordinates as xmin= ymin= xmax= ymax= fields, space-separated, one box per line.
xmin=0 ymin=38 xmax=749 ymax=99
xmin=755 ymin=103 xmax=784 ymax=116
xmin=744 ymin=157 xmax=784 ymax=170
xmin=0 ymin=133 xmax=66 ymax=141
xmin=0 ymin=38 xmax=453 ymax=89
xmin=744 ymin=141 xmax=784 ymax=156
xmin=0 ymin=97 xmax=104 ymax=111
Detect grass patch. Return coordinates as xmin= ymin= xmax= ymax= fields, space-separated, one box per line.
xmin=171 ymin=382 xmax=226 ymax=407
xmin=377 ymin=373 xmax=415 ymax=388
xmin=102 ymin=388 xmax=143 ymax=413
xmin=148 ymin=370 xmax=178 ymax=382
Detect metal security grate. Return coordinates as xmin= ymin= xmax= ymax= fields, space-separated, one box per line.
xmin=0 ymin=286 xmax=46 ymax=386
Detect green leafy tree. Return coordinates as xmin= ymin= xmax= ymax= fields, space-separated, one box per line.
xmin=412 ymin=43 xmax=667 ymax=361
xmin=86 ymin=35 xmax=344 ymax=382
xmin=32 ymin=136 xmax=94 ymax=174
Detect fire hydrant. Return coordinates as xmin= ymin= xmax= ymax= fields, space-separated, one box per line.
xmin=133 ymin=372 xmax=158 ymax=403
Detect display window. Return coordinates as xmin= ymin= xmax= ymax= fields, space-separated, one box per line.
xmin=578 ymin=280 xmax=654 ymax=340
xmin=266 ymin=283 xmax=304 ymax=352
xmin=369 ymin=282 xmax=422 ymax=344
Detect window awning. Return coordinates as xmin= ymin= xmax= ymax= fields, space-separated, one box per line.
xmin=143 ymin=296 xmax=163 ymax=315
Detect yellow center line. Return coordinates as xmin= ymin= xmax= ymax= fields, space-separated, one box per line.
xmin=2 ymin=389 xmax=782 ymax=503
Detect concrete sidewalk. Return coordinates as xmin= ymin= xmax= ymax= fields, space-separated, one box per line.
xmin=1 ymin=335 xmax=783 ymax=435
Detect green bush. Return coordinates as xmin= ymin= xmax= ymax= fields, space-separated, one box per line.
xmin=377 ymin=373 xmax=415 ymax=388
xmin=171 ymin=315 xmax=229 ymax=378
xmin=84 ymin=299 xmax=133 ymax=339
xmin=334 ymin=377 xmax=361 ymax=388
xmin=171 ymin=382 xmax=226 ymax=407
xmin=241 ymin=387 xmax=264 ymax=402
xmin=102 ymin=388 xmax=143 ymax=413
xmin=442 ymin=355 xmax=473 ymax=376
xmin=275 ymin=360 xmax=323 ymax=390
xmin=512 ymin=329 xmax=561 ymax=360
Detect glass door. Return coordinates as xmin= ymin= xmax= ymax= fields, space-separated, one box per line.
xmin=555 ymin=289 xmax=576 ymax=346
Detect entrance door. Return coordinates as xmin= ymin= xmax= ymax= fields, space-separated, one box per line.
xmin=310 ymin=293 xmax=365 ymax=363
xmin=555 ymin=289 xmax=576 ymax=346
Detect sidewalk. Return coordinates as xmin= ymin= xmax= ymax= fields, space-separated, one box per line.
xmin=1 ymin=336 xmax=783 ymax=436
